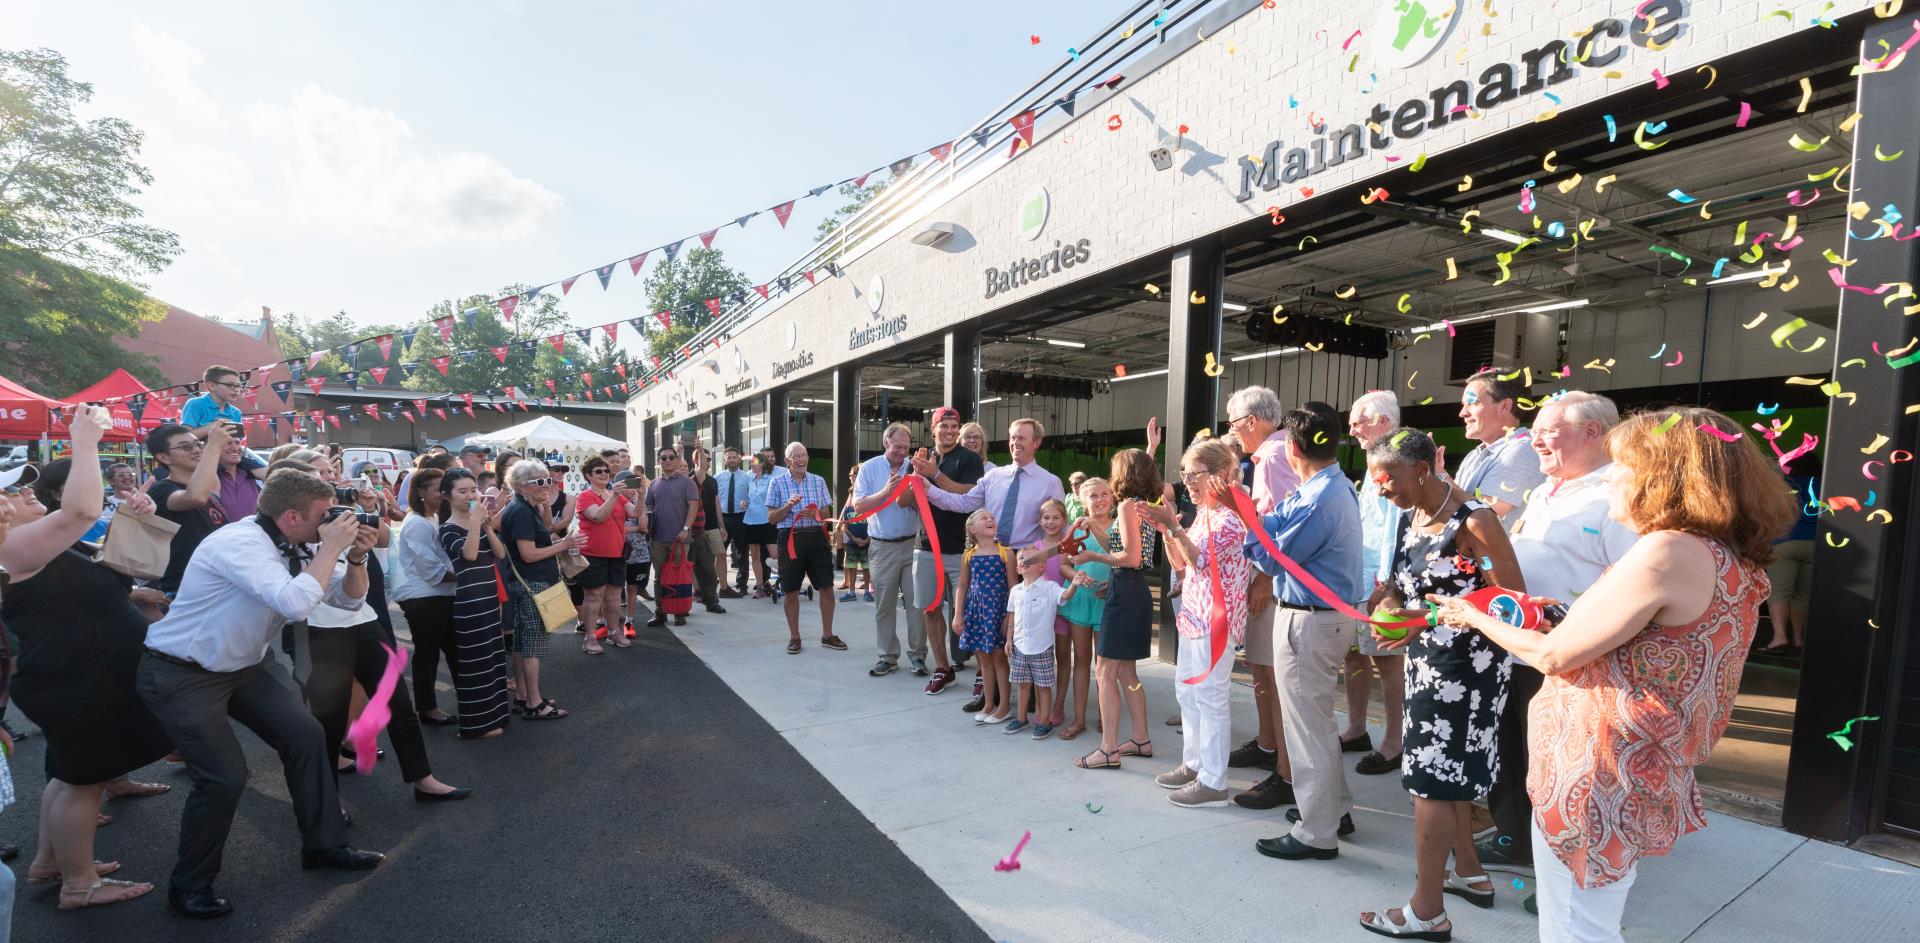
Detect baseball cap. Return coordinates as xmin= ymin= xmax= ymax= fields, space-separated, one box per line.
xmin=459 ymin=444 xmax=490 ymax=456
xmin=0 ymin=464 xmax=40 ymax=490
xmin=930 ymin=406 xmax=962 ymax=426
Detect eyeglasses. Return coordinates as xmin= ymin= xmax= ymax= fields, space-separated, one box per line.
xmin=1179 ymin=469 xmax=1211 ymax=481
xmin=163 ymin=440 xmax=206 ymax=453
xmin=1225 ymin=414 xmax=1254 ymax=428
xmin=211 ymin=380 xmax=243 ymax=390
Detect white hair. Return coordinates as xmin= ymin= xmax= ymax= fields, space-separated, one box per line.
xmin=1226 ymin=386 xmax=1283 ymax=427
xmin=506 ymin=460 xmax=549 ymax=489
xmin=1544 ymin=390 xmax=1619 ymax=429
xmin=1350 ymin=389 xmax=1401 ymax=425
xmin=783 ymin=441 xmax=807 ymax=459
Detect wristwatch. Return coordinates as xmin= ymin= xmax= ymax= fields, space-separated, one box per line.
xmin=346 ymin=551 xmax=369 ymax=566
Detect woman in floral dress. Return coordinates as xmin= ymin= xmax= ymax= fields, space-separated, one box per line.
xmin=1361 ymin=428 xmax=1524 ymax=941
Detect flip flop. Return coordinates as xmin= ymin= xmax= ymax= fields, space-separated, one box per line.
xmin=787 ymin=639 xmax=803 ymax=654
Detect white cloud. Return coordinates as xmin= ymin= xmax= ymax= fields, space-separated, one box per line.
xmin=130 ymin=25 xmax=219 ymax=123
xmin=243 ymin=84 xmax=561 ymax=245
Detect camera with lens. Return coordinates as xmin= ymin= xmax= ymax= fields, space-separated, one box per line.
xmin=333 ymin=485 xmax=360 ymax=505
xmin=324 ymin=505 xmax=383 ymax=528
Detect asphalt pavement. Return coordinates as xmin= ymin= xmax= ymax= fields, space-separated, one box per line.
xmin=2 ymin=606 xmax=989 ymax=943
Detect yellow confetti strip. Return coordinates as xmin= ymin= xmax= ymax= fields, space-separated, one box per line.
xmin=1877 ymin=144 xmax=1907 ymax=161
xmin=1445 ymin=257 xmax=1459 ymax=280
xmin=1335 ymin=285 xmax=1357 ymax=299
xmin=1202 ymin=352 xmax=1223 ymax=377
xmin=1144 ymin=283 xmax=1162 ymax=296
xmin=1788 ymin=132 xmax=1830 ymax=151
xmin=1698 ymin=200 xmax=1714 ymax=220
xmin=1696 ymin=64 xmax=1717 ymax=88
xmin=1594 ymin=174 xmax=1617 ymax=193
xmin=1190 ymin=290 xmax=1208 ymax=304
xmin=1876 ymin=1 xmax=1904 ymax=17
xmin=1407 ymin=370 xmax=1419 ymax=390
xmin=1839 ymin=112 xmax=1865 ymax=133
xmin=1796 ymin=76 xmax=1813 ymax=113
xmin=1633 ymin=121 xmax=1668 ymax=150
xmin=1397 ymin=293 xmax=1413 ymax=313
xmin=1743 ymin=311 xmax=1770 ymax=329
xmin=1557 ymin=173 xmax=1584 ymax=194
xmin=1458 ymin=174 xmax=1474 ymax=192
xmin=1543 ymin=150 xmax=1558 ymax=172
xmin=1863 ymin=434 xmax=1890 ymax=453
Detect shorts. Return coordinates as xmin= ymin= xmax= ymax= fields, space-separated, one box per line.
xmin=625 ymin=560 xmax=651 ymax=586
xmin=1243 ymin=594 xmax=1276 ymax=667
xmin=913 ymin=549 xmax=963 ymax=617
xmin=778 ymin=527 xmax=834 ymax=592
xmin=1009 ymin=648 xmax=1057 ymax=687
xmin=745 ymin=522 xmax=777 ymax=545
xmin=506 ymin=582 xmax=555 ymax=657
xmin=576 ymin=555 xmax=625 ymax=589
xmin=844 ymin=544 xmax=868 ymax=569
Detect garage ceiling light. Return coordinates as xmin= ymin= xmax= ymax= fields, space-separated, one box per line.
xmin=1046 ymin=339 xmax=1087 ymax=348
xmin=1708 ymin=267 xmax=1789 ymax=284
xmin=978 ymin=397 xmax=1003 ymax=405
xmin=1482 ymin=228 xmax=1530 ymax=246
xmin=870 ymin=383 xmax=907 ymax=391
xmin=1111 ymin=367 xmax=1170 ymax=383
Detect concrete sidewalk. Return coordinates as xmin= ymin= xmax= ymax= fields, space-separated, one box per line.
xmin=677 ymin=597 xmax=1918 ymax=943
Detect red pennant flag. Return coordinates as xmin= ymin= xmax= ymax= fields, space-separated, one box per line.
xmin=627 ymin=251 xmax=649 ymax=275
xmin=491 ymin=345 xmax=509 ymax=364
xmin=548 ymin=335 xmax=567 ymax=354
xmin=432 ymin=356 xmax=450 ymax=376
xmin=613 ymin=363 xmax=628 ymax=379
xmin=364 ymin=404 xmax=380 ymax=419
xmin=1011 ymin=109 xmax=1035 ymax=148
xmin=654 ymin=311 xmax=671 ymax=330
xmin=327 ymin=415 xmax=340 ymax=429
xmin=584 ymin=389 xmax=595 ymax=401
xmin=497 ymin=295 xmax=518 ymax=320
xmin=854 ymin=172 xmax=871 ymax=187
xmin=503 ymin=385 xmax=518 ymax=400
xmin=704 ymin=297 xmax=721 ymax=318
xmin=435 ymin=316 xmax=454 ymax=343
xmin=413 ymin=398 xmax=428 ymax=415
xmin=433 ymin=408 xmax=447 ymax=420
xmin=603 ymin=322 xmax=618 ymax=343
xmin=771 ymin=201 xmax=795 ymax=228
xmin=307 ymin=350 xmax=327 ymax=371
xmin=306 ymin=376 xmax=326 ymax=394
xmin=930 ymin=142 xmax=953 ymax=162
xmin=368 ymin=366 xmax=389 ymax=384
xmin=699 ymin=228 xmax=718 ymax=249
xmin=754 ymin=284 xmax=770 ymax=300
xmin=561 ymin=275 xmax=579 ymax=295
xmin=711 ymin=336 xmax=723 ymax=349
xmin=376 ymin=334 xmax=394 ymax=360
xmin=545 ymin=379 xmax=557 ymax=393
xmin=649 ymin=355 xmax=660 ymax=368
xmin=462 ymin=406 xmax=475 ymax=417
xmin=802 ymin=270 xmax=816 ymax=285
xmin=581 ymin=372 xmax=593 ymax=387
xmin=461 ymin=393 xmax=474 ymax=409
xmin=244 ymin=386 xmax=259 ymax=408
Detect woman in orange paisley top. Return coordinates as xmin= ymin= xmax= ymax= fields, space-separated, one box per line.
xmin=1427 ymin=406 xmax=1793 ymax=943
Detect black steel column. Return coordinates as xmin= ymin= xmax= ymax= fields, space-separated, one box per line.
xmin=640 ymin=417 xmax=657 ymax=477
xmin=831 ymin=367 xmax=860 ymax=506
xmin=723 ymin=403 xmax=743 ymax=452
xmin=708 ymin=411 xmax=724 ymax=452
xmin=943 ymin=327 xmax=980 ymax=420
xmin=1161 ymin=241 xmax=1225 ymax=661
xmin=765 ymin=388 xmax=789 ymax=451
xmin=1782 ymin=17 xmax=1920 ymax=842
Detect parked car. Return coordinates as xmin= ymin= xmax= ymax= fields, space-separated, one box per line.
xmin=339 ymin=446 xmax=415 ymax=486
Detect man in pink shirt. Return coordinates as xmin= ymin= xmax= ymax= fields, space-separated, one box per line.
xmin=1224 ymin=386 xmax=1301 ymax=811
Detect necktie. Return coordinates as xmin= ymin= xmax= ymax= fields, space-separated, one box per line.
xmin=726 ymin=472 xmax=737 ymax=512
xmin=996 ymin=467 xmax=1022 ymax=545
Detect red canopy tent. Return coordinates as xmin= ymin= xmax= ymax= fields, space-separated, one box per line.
xmin=0 ymin=373 xmax=141 ymax=442
xmin=67 ymin=368 xmax=177 ymax=437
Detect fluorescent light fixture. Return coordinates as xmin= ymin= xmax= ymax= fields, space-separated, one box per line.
xmin=1046 ymin=338 xmax=1087 ymax=349
xmin=1230 ymin=347 xmax=1303 ymax=363
xmin=789 ymin=406 xmax=812 ymax=412
xmin=978 ymin=396 xmax=1003 ymax=405
xmin=870 ymin=383 xmax=907 ymax=391
xmin=1111 ymin=367 xmax=1170 ymax=383
xmin=1221 ymin=302 xmax=1250 ymax=313
xmin=1708 ymin=267 xmax=1788 ymax=285
xmin=1482 ymin=228 xmax=1529 ymax=245
xmin=1519 ymin=299 xmax=1590 ymax=314
xmin=801 ymin=398 xmax=834 ymax=404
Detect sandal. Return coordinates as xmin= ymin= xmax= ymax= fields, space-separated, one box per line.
xmin=1074 ymin=748 xmax=1121 ymax=770
xmin=1356 ymin=751 xmax=1404 ymax=775
xmin=1058 ymin=723 xmax=1086 ymax=741
xmin=105 ymin=779 xmax=171 ymax=799
xmin=512 ymin=698 xmax=528 ymax=714
xmin=820 ymin=636 xmax=848 ymax=651
xmin=525 ymin=700 xmax=569 ymax=720
xmin=96 ymin=813 xmax=113 ymax=827
xmin=29 ymin=860 xmax=120 ymax=884
xmin=1443 ymin=871 xmax=1495 ymax=910
xmin=1359 ymin=901 xmax=1452 ymax=941
xmin=1118 ymin=738 xmax=1153 ymax=758
xmin=59 ymin=876 xmax=153 ymax=910
xmin=786 ymin=639 xmax=803 ymax=654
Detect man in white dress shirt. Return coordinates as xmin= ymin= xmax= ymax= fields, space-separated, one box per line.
xmin=136 ymin=470 xmax=386 ymax=919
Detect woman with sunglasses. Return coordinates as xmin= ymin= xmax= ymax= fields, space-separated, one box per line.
xmin=0 ymin=407 xmax=172 ymax=910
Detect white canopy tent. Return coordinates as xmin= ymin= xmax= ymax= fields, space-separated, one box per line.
xmin=467 ymin=416 xmax=628 ymax=492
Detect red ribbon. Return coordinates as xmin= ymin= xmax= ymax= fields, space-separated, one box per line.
xmin=1223 ymin=486 xmax=1424 ymax=632
xmin=1180 ymin=520 xmax=1233 ymax=685
xmin=839 ymin=472 xmax=947 ymax=612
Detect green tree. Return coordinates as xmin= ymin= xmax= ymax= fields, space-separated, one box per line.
xmin=276 ymin=311 xmax=407 ymax=381
xmin=0 ymin=47 xmax=179 ymax=391
xmin=398 ymin=288 xmax=620 ymax=399
xmin=815 ymin=179 xmax=888 ymax=242
xmin=642 ymin=247 xmax=749 ymax=359
xmin=0 ymin=244 xmax=166 ymax=391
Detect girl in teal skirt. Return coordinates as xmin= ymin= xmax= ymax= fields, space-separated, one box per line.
xmin=1056 ymin=477 xmax=1114 ymax=740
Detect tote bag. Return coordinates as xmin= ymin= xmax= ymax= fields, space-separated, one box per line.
xmin=658 ymin=543 xmax=694 ymax=616
xmin=99 ymin=509 xmax=179 ymax=582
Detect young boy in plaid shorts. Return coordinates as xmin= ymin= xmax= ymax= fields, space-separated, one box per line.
xmin=1002 ymin=546 xmax=1092 ymax=741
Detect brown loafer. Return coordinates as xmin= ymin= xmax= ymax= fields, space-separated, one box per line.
xmin=786 ymin=639 xmax=803 ymax=654
xmin=820 ymin=635 xmax=848 ymax=651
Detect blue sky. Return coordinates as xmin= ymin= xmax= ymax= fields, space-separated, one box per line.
xmin=10 ymin=0 xmax=1112 ymax=347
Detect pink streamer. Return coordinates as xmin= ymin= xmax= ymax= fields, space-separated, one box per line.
xmin=1774 ymin=433 xmax=1820 ymax=473
xmin=346 ymin=643 xmax=409 ymax=775
xmin=1697 ymin=423 xmax=1742 ymax=442
xmin=1736 ymin=101 xmax=1753 ymax=128
xmin=1786 ymin=189 xmax=1819 ymax=206
xmin=995 ymin=831 xmax=1032 ymax=872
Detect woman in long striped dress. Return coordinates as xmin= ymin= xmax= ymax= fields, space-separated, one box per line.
xmin=437 ymin=469 xmax=512 ymax=739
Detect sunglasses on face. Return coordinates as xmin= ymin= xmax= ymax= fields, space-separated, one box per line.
xmin=590 ymin=468 xmax=611 ymax=476
xmin=524 ymin=477 xmax=554 ymax=487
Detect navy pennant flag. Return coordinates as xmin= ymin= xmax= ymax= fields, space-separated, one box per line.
xmin=596 ymin=263 xmax=616 ymax=290
xmin=890 ymin=156 xmax=914 ymax=176
xmin=575 ymin=329 xmax=593 ymax=347
xmin=400 ymin=363 xmax=418 ymax=379
xmin=288 ymin=360 xmax=304 ymax=381
xmin=271 ymin=380 xmax=292 ymax=402
xmin=400 ymin=327 xmax=418 ymax=352
xmin=1059 ymin=89 xmax=1078 ymax=117
xmin=461 ymin=349 xmax=479 ymax=363
xmin=342 ymin=342 xmax=360 ymax=363
xmin=341 ymin=371 xmax=359 ymax=391
xmin=523 ymin=285 xmax=543 ymax=306
xmin=662 ymin=240 xmax=683 ymax=262
xmin=628 ymin=317 xmax=649 ymax=335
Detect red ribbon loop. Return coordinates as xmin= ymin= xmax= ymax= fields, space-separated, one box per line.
xmin=1222 ymin=487 xmax=1423 ymax=632
xmin=839 ymin=472 xmax=946 ymax=612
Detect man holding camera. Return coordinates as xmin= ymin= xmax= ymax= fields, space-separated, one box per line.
xmin=137 ymin=469 xmax=388 ymax=919
xmin=147 ymin=422 xmax=231 ymax=595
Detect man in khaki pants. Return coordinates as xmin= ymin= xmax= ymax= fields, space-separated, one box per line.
xmin=1241 ymin=406 xmax=1366 ymax=860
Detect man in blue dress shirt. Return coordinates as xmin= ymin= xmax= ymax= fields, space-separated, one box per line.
xmin=1240 ymin=407 xmax=1365 ymax=861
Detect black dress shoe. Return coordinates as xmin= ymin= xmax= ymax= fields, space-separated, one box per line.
xmin=420 ymin=713 xmax=459 ymax=726
xmin=1255 ymin=833 xmax=1339 ymax=860
xmin=646 ymin=615 xmax=668 ymax=627
xmin=1232 ymin=772 xmax=1296 ymax=810
xmin=705 ymin=603 xmax=727 ymax=614
xmin=415 ymin=786 xmax=472 ymax=802
xmin=339 ymin=745 xmax=385 ymax=761
xmin=0 ymin=843 xmax=19 ymax=863
xmin=1340 ymin=731 xmax=1374 ymax=753
xmin=169 ymin=887 xmax=234 ymax=919
xmin=1287 ymin=807 xmax=1357 ymax=836
xmin=1228 ymin=738 xmax=1278 ymax=770
xmin=301 ymin=845 xmax=386 ymax=871
xmin=961 ymin=694 xmax=986 ymax=713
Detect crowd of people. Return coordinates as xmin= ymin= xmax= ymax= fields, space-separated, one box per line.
xmin=0 ymin=359 xmax=1798 ymax=943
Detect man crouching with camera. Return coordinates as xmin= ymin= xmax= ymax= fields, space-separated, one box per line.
xmin=136 ymin=468 xmax=386 ymax=920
